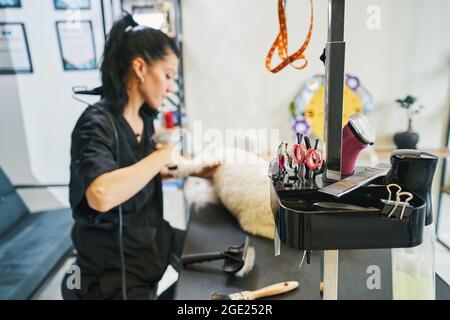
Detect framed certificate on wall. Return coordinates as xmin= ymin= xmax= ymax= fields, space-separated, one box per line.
xmin=56 ymin=20 xmax=97 ymax=71
xmin=54 ymin=0 xmax=90 ymax=10
xmin=0 ymin=0 xmax=21 ymax=8
xmin=0 ymin=23 xmax=33 ymax=74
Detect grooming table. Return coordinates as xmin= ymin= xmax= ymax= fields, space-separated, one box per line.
xmin=174 ymin=203 xmax=448 ymax=300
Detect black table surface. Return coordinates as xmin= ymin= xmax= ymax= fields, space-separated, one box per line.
xmin=175 ymin=204 xmax=450 ymax=300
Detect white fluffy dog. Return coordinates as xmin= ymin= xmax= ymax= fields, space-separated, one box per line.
xmin=171 ymin=146 xmax=276 ymax=240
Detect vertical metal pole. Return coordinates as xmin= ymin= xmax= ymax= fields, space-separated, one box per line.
xmin=174 ymin=0 xmax=185 ymax=129
xmin=323 ymin=250 xmax=339 ymax=300
xmin=324 ymin=0 xmax=346 ymax=182
xmin=436 ymin=109 xmax=450 ymax=249
xmin=322 ymin=0 xmax=346 ymax=301
xmin=100 ymin=0 xmax=108 ymax=41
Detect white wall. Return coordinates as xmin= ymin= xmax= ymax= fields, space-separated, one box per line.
xmin=0 ymin=0 xmax=111 ymax=207
xmin=181 ymin=0 xmax=450 ymax=148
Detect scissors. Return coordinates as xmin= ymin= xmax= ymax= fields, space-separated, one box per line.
xmin=292 ymin=136 xmax=325 ymax=184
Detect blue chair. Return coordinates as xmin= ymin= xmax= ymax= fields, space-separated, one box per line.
xmin=0 ymin=167 xmax=73 ymax=300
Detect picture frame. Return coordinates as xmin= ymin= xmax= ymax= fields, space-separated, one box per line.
xmin=0 ymin=0 xmax=21 ymax=8
xmin=0 ymin=22 xmax=33 ymax=74
xmin=54 ymin=0 xmax=91 ymax=10
xmin=55 ymin=20 xmax=97 ymax=71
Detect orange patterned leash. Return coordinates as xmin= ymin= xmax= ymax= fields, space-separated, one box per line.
xmin=265 ymin=0 xmax=314 ymax=73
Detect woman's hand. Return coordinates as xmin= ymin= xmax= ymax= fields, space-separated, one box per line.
xmin=86 ymin=142 xmax=180 ymax=213
xmin=160 ymin=166 xmax=174 ymax=180
xmin=190 ymin=163 xmax=221 ymax=179
xmin=156 ymin=142 xmax=181 ymax=165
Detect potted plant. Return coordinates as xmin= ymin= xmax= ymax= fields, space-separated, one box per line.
xmin=393 ymin=95 xmax=424 ymax=149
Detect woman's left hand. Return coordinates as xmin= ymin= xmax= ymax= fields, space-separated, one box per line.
xmin=160 ymin=166 xmax=174 ymax=180
xmin=190 ymin=163 xmax=221 ymax=179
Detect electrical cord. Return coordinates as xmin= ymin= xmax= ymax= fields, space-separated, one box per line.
xmin=73 ymin=89 xmax=128 ymax=300
xmin=118 ymin=205 xmax=127 ymax=300
xmin=96 ymin=104 xmax=128 ymax=300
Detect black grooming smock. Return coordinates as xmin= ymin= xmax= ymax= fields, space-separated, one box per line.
xmin=69 ymin=101 xmax=173 ymax=299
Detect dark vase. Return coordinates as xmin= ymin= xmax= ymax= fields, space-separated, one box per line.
xmin=393 ymin=132 xmax=419 ymax=149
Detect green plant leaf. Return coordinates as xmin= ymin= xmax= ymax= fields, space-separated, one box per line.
xmin=405 ymin=95 xmax=417 ymax=105
xmin=289 ymin=101 xmax=296 ymax=117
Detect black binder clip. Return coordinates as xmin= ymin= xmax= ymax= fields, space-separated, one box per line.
xmin=381 ymin=184 xmax=414 ymax=220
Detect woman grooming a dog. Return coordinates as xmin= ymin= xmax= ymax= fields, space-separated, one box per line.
xmin=67 ymin=14 xmax=218 ymax=300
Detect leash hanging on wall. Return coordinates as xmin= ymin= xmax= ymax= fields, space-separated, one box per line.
xmin=265 ymin=0 xmax=314 ymax=73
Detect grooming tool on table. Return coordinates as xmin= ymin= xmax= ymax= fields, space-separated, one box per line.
xmin=181 ymin=236 xmax=255 ymax=277
xmin=304 ymin=138 xmax=324 ymax=185
xmin=341 ymin=113 xmax=376 ymax=176
xmin=292 ymin=142 xmax=306 ymax=166
xmin=277 ymin=143 xmax=286 ymax=184
xmin=211 ymin=281 xmax=299 ymax=300
xmin=319 ymin=163 xmax=390 ymax=198
xmin=289 ymin=135 xmax=325 ymax=187
xmin=311 ymin=138 xmax=325 ymax=176
xmin=385 ymin=149 xmax=438 ymax=226
xmin=292 ymin=133 xmax=306 ymax=186
xmin=268 ymin=159 xmax=280 ymax=181
xmin=305 ymin=147 xmax=323 ymax=171
xmin=284 ymin=143 xmax=295 ymax=179
xmin=312 ymin=202 xmax=378 ymax=212
xmin=303 ymin=136 xmax=312 ymax=184
xmin=381 ymin=184 xmax=414 ymax=220
xmin=285 ymin=143 xmax=293 ymax=167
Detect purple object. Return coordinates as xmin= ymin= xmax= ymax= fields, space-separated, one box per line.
xmin=279 ymin=155 xmax=285 ymax=170
xmin=345 ymin=74 xmax=360 ymax=91
xmin=341 ymin=124 xmax=368 ymax=176
xmin=291 ymin=117 xmax=311 ymax=136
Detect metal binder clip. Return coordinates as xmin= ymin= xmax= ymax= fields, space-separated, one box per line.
xmin=386 ymin=184 xmax=402 ymax=202
xmin=388 ymin=191 xmax=413 ymax=220
xmin=383 ymin=184 xmax=414 ymax=220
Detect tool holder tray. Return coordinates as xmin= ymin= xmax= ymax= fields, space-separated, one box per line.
xmin=270 ymin=176 xmax=426 ymax=251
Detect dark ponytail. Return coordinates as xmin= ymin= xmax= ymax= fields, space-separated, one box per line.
xmin=100 ymin=14 xmax=180 ymax=114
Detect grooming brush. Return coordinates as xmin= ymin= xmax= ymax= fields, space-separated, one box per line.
xmin=181 ymin=236 xmax=255 ymax=277
xmin=211 ymin=281 xmax=299 ymax=300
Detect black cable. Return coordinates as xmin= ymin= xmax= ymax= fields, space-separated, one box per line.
xmin=118 ymin=205 xmax=127 ymax=300
xmin=95 ymin=103 xmax=128 ymax=300
xmin=100 ymin=0 xmax=108 ymax=41
xmin=107 ymin=107 xmax=127 ymax=301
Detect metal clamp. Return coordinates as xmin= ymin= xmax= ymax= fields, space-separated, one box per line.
xmin=386 ymin=184 xmax=402 ymax=202
xmin=387 ymin=191 xmax=413 ymax=220
xmin=384 ymin=184 xmax=413 ymax=220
